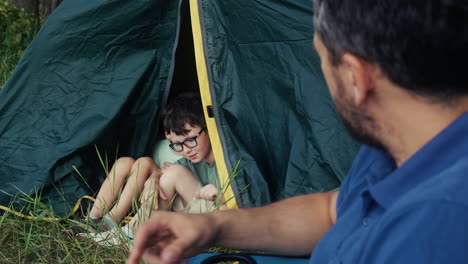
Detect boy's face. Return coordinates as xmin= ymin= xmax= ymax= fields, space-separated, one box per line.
xmin=166 ymin=124 xmax=214 ymax=164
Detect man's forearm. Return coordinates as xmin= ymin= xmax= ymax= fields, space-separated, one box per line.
xmin=210 ymin=191 xmax=338 ymax=256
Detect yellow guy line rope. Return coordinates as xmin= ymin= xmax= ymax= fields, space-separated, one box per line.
xmin=0 ymin=195 xmax=96 ymax=221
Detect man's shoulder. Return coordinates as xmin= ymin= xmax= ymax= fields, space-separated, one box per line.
xmin=365 ymin=156 xmax=468 ymax=262
xmin=398 ymin=155 xmax=468 ymax=208
xmin=361 ymin=155 xmax=468 ymax=262
xmin=362 ymin=197 xmax=468 ymax=263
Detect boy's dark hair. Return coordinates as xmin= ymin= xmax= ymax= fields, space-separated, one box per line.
xmin=313 ymin=0 xmax=468 ymax=102
xmin=163 ymin=93 xmax=206 ymax=135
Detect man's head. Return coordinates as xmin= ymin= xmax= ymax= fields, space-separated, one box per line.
xmin=313 ymin=0 xmax=468 ymax=149
xmin=162 ymin=93 xmax=213 ymax=164
xmin=313 ymin=0 xmax=468 ymax=100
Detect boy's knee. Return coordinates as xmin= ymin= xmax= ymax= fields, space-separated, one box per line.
xmin=160 ymin=164 xmax=192 ymax=186
xmin=114 ymin=157 xmax=135 ymax=169
xmin=134 ymin=157 xmax=158 ymax=170
xmin=164 ymin=164 xmax=192 ymax=175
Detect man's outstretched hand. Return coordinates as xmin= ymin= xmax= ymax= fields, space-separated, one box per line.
xmin=127 ymin=211 xmax=218 ymax=264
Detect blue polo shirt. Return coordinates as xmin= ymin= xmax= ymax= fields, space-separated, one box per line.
xmin=310 ymin=113 xmax=468 ymax=263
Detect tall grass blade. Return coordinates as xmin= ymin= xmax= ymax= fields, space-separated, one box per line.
xmin=94 ymin=145 xmax=110 ymax=175
xmin=72 ymin=165 xmax=94 ymax=193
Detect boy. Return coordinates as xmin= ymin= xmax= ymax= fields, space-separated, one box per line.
xmin=77 ymin=93 xmax=225 ymax=244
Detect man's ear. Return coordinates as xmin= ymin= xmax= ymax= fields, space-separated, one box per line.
xmin=341 ymin=53 xmax=375 ymax=106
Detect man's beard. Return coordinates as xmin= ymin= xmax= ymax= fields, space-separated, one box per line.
xmin=332 ymin=74 xmax=388 ymax=152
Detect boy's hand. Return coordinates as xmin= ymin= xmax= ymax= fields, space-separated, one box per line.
xmin=196 ymin=184 xmax=221 ymax=201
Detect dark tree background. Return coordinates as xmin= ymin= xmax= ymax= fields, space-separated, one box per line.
xmin=12 ymin=0 xmax=62 ymax=19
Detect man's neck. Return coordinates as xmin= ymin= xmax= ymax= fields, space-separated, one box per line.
xmin=372 ymin=93 xmax=468 ymax=167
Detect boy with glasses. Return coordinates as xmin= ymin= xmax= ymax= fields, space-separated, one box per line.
xmin=76 ymin=93 xmax=225 ymax=245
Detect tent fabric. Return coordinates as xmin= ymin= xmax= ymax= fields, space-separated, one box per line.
xmin=195 ymin=0 xmax=359 ymax=207
xmin=0 ymin=0 xmax=359 ymax=215
xmin=0 ymin=0 xmax=181 ymax=215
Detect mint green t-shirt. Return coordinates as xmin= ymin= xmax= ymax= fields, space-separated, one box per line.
xmin=152 ymin=139 xmax=181 ymax=168
xmin=176 ymin=158 xmax=220 ymax=189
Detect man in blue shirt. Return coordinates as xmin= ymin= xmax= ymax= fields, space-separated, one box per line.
xmin=128 ymin=0 xmax=468 ymax=263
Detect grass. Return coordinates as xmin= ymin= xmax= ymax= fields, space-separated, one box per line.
xmin=0 ymin=147 xmax=246 ymax=263
xmin=0 ymin=197 xmax=241 ymax=263
xmin=0 ymin=218 xmax=129 ymax=263
xmin=0 ymin=197 xmax=130 ymax=263
xmin=0 ymin=50 xmax=25 ymax=88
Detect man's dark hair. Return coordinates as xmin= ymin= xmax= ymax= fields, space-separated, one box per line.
xmin=162 ymin=92 xmax=206 ymax=135
xmin=313 ymin=0 xmax=468 ymax=101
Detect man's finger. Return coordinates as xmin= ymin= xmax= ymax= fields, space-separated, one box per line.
xmin=158 ymin=236 xmax=194 ymax=264
xmin=129 ymin=219 xmax=166 ymax=263
xmin=127 ymin=236 xmax=147 ymax=264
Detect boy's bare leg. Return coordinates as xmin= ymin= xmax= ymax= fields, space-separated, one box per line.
xmin=89 ymin=157 xmax=160 ymax=223
xmin=124 ymin=174 xmax=160 ymax=232
xmin=89 ymin=157 xmax=135 ymax=219
xmin=158 ymin=164 xmax=202 ymax=211
xmin=125 ymin=164 xmax=202 ymax=233
xmin=105 ymin=157 xmax=161 ymax=223
xmin=124 ymin=205 xmax=153 ymax=235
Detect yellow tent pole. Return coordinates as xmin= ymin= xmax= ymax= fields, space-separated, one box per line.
xmin=189 ymin=0 xmax=238 ymax=209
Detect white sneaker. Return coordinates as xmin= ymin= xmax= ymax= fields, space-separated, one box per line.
xmin=78 ymin=229 xmax=131 ymax=247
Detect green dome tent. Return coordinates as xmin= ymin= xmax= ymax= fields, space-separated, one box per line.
xmin=0 ymin=0 xmax=359 ymax=215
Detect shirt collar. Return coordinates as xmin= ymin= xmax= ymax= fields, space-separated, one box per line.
xmin=368 ymin=112 xmax=468 ymax=209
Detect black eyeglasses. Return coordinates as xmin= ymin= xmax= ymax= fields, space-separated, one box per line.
xmin=169 ymin=127 xmax=206 ymax=152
